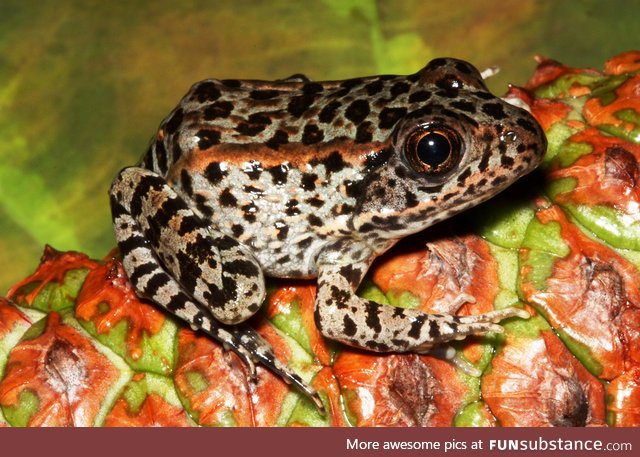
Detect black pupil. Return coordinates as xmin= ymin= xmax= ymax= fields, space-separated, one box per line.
xmin=416 ymin=132 xmax=451 ymax=168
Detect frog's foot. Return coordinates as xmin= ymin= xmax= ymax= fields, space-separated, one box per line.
xmin=229 ymin=325 xmax=325 ymax=414
xmin=411 ymin=306 xmax=529 ymax=353
xmin=315 ymin=259 xmax=529 ymax=357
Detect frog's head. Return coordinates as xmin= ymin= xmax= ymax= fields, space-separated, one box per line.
xmin=353 ymin=58 xmax=546 ymax=239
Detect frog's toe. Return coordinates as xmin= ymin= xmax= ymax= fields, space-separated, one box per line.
xmin=456 ymin=306 xmax=530 ymax=324
xmin=224 ymin=325 xmax=325 ymax=414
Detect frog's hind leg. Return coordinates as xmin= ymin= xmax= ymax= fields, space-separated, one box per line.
xmin=110 ymin=166 xmax=264 ymax=325
xmin=110 ymin=166 xmax=324 ymax=412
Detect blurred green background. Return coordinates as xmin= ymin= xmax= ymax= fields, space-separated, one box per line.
xmin=0 ymin=0 xmax=638 ymax=293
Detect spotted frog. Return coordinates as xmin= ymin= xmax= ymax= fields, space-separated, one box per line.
xmin=110 ymin=58 xmax=546 ymax=410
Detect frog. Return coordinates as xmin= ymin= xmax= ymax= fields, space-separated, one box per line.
xmin=110 ymin=57 xmax=546 ymax=411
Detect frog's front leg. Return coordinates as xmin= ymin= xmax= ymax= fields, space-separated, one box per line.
xmin=314 ymin=244 xmax=528 ymax=354
xmin=110 ymin=167 xmax=324 ymax=411
xmin=111 ymin=167 xmax=265 ymax=325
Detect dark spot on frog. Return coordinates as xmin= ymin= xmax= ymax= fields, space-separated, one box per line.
xmin=302 ymin=82 xmax=324 ymax=94
xmin=235 ymin=112 xmax=272 ymax=136
xmin=481 ymin=131 xmax=495 ymax=142
xmin=194 ymin=194 xmax=213 ymax=218
xmin=333 ymin=203 xmax=354 ymax=215
xmin=278 ymin=254 xmax=290 ymax=263
xmin=241 ymin=203 xmax=257 ymax=222
xmin=450 ymin=100 xmax=476 ymax=113
xmin=390 ymin=81 xmax=411 ymax=98
xmin=128 ymin=262 xmax=157 ymax=289
xmin=144 ymin=272 xmax=170 ymax=297
xmin=405 ymin=191 xmax=419 ymax=208
xmin=463 ymin=184 xmax=476 ymax=196
xmin=501 ymin=155 xmax=515 ymax=167
xmin=379 ymin=107 xmax=408 ymax=129
xmin=425 ymin=57 xmax=447 ymax=70
xmin=152 ymin=195 xmax=184 ymax=229
xmin=164 ymin=108 xmax=184 ymax=134
xmin=204 ymin=162 xmax=227 ymax=184
xmin=219 ymin=188 xmax=237 ymax=207
xmin=339 ymin=265 xmax=362 ymax=289
xmin=306 ymin=196 xmax=324 ymax=208
xmin=308 ymin=214 xmax=323 ymax=227
xmin=301 ymin=172 xmax=318 ymax=191
xmin=164 ymin=292 xmax=189 ymax=313
xmin=333 ymin=78 xmax=361 ymax=97
xmin=428 ymin=320 xmax=441 ymax=338
xmin=268 ymin=164 xmax=289 ymax=185
xmin=364 ymin=79 xmax=384 ymax=95
xmin=365 ymin=147 xmax=392 ymax=170
xmin=249 ymin=89 xmax=281 ymax=100
xmin=491 ymin=175 xmax=508 ymax=187
xmin=192 ymin=81 xmax=221 ymax=102
xmin=344 ymin=180 xmax=362 ymax=198
xmin=287 ymin=93 xmax=316 ymax=117
xmin=408 ymin=90 xmax=431 ymax=103
xmin=476 ymin=91 xmax=495 ymax=101
xmin=176 ymin=214 xmax=201 ymax=237
xmin=231 ymin=224 xmax=244 ymax=238
xmin=365 ymin=341 xmax=390 ymax=351
xmin=221 ymin=79 xmax=242 ymax=88
xmin=225 ymin=259 xmax=259 ymax=278
xmin=296 ymin=236 xmax=313 ymax=249
xmin=343 ymin=315 xmax=357 ymax=337
xmin=243 ymin=160 xmax=263 ymax=180
xmin=154 ymin=139 xmax=168 ymax=174
xmin=265 ymin=129 xmax=289 ymax=150
xmin=215 ymin=235 xmax=239 ymax=252
xmin=406 ymin=315 xmax=425 ymax=339
xmin=364 ymin=303 xmax=382 ymax=334
xmin=454 ymin=61 xmax=475 ymax=75
xmin=285 ymin=199 xmax=301 ymax=216
xmin=345 ymin=99 xmax=370 ymax=124
xmin=516 ymin=117 xmax=539 ymax=134
xmin=322 ymin=151 xmax=347 ymax=175
xmin=302 ymin=124 xmax=324 ymax=145
xmin=482 ymin=102 xmax=507 ymax=120
xmin=276 ymin=223 xmax=289 ymax=241
xmin=456 ymin=167 xmax=471 ymax=184
xmin=180 ymin=169 xmax=193 ymax=195
xmin=204 ymin=101 xmax=234 ymax=120
xmin=318 ymin=100 xmax=341 ymax=123
xmin=478 ymin=145 xmax=492 ymax=172
xmin=435 ymin=88 xmax=459 ymax=99
xmin=356 ymin=122 xmax=373 ymax=143
xmin=243 ymin=184 xmax=263 ymax=196
xmin=196 ymin=129 xmax=221 ymax=149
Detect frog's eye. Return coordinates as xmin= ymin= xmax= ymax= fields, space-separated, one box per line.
xmin=405 ymin=126 xmax=462 ymax=175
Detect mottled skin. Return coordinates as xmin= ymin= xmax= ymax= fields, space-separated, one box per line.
xmin=110 ymin=58 xmax=546 ymax=410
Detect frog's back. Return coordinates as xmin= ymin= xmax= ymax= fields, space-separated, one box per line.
xmin=139 ymin=69 xmax=447 ymax=176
